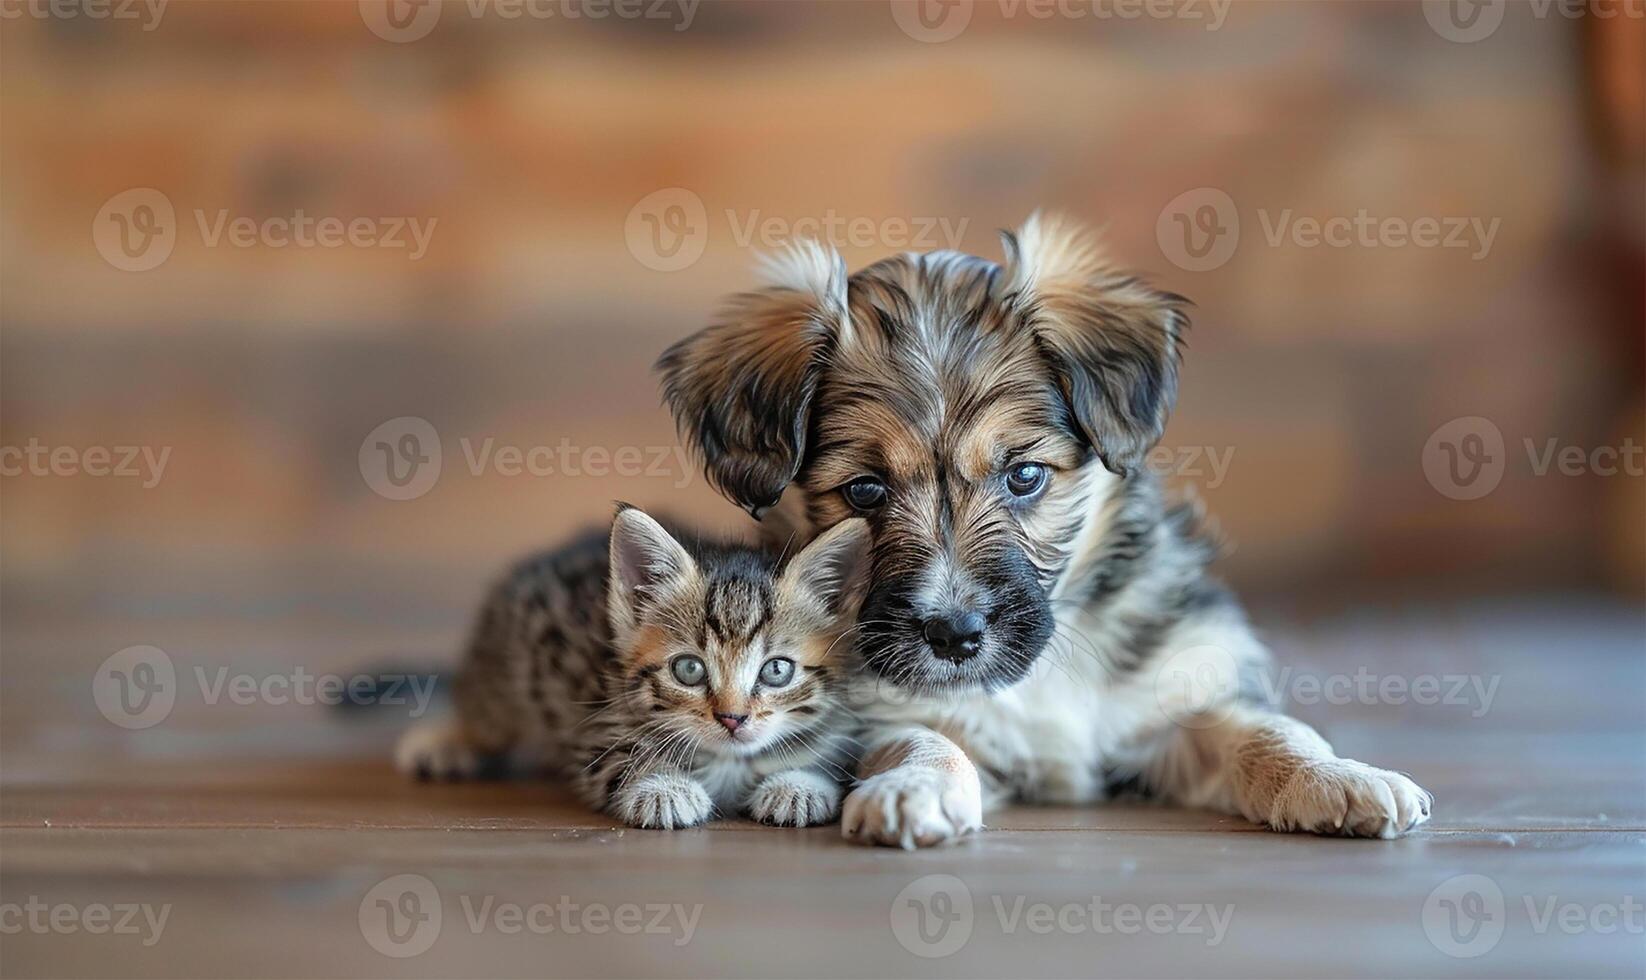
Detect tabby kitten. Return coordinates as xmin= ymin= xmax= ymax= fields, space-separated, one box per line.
xmin=395 ymin=507 xmax=868 ymax=829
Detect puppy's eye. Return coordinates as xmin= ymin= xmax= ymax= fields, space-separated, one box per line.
xmin=758 ymin=657 xmax=795 ymax=687
xmin=1005 ymin=462 xmax=1049 ymax=498
xmin=670 ymin=655 xmax=707 ymax=686
xmin=843 ymin=477 xmax=888 ymax=512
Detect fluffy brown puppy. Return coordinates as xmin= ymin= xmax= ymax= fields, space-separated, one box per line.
xmin=658 ymin=214 xmax=1432 ymax=847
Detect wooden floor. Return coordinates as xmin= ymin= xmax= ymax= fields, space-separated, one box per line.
xmin=2 ymin=597 xmax=1642 ymax=978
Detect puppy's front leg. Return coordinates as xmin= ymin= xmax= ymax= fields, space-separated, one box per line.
xmin=1154 ymin=702 xmax=1433 ymax=838
xmin=841 ymin=725 xmax=983 ymax=848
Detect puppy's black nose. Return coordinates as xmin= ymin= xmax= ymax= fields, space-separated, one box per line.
xmin=923 ymin=611 xmax=986 ymax=662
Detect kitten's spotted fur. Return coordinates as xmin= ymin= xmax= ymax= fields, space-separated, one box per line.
xmin=396 ymin=507 xmax=868 ymax=829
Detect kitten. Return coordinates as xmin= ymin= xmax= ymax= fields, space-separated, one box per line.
xmin=395 ymin=506 xmax=869 ymax=829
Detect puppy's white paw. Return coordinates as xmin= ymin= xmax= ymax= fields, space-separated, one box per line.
xmin=395 ymin=720 xmax=480 ymax=781
xmin=842 ymin=766 xmax=982 ymax=848
xmin=1269 ymin=758 xmax=1433 ymax=838
xmin=748 ymin=769 xmax=842 ymax=827
xmin=611 ymin=772 xmax=714 ymax=829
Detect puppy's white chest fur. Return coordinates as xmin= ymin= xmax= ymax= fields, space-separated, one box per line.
xmin=855 ymin=607 xmax=1151 ymax=807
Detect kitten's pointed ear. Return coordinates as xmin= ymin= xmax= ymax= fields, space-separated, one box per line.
xmin=607 ymin=506 xmax=696 ymax=640
xmin=778 ymin=518 xmax=871 ymax=620
xmin=656 ymin=240 xmax=849 ymax=519
xmin=999 ymin=212 xmax=1188 ymax=476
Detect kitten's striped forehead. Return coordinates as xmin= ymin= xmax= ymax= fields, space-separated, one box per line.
xmin=702 ymin=574 xmax=773 ymax=644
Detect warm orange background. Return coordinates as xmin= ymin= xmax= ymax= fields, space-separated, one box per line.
xmin=2 ymin=0 xmax=1641 ymax=628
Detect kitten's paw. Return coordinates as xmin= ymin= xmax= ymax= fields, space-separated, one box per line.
xmin=748 ymin=769 xmax=842 ymax=827
xmin=612 ymin=772 xmax=714 ymax=829
xmin=395 ymin=720 xmax=480 ymax=781
xmin=1268 ymin=759 xmax=1433 ymax=838
xmin=841 ymin=766 xmax=982 ymax=848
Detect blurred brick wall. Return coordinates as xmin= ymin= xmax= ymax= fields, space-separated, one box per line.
xmin=1 ymin=0 xmax=1640 ymax=614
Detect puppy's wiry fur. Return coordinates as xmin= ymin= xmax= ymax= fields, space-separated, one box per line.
xmin=659 ymin=214 xmax=1433 ymax=846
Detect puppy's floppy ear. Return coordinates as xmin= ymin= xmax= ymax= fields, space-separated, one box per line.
xmin=607 ymin=504 xmax=697 ymax=643
xmin=656 ymin=241 xmax=849 ymax=519
xmin=778 ymin=518 xmax=871 ymax=621
xmin=999 ymin=212 xmax=1189 ymax=476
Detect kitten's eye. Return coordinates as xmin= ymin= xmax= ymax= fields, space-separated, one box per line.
xmin=758 ymin=657 xmax=795 ymax=688
xmin=670 ymin=655 xmax=707 ymax=686
xmin=843 ymin=477 xmax=888 ymax=512
xmin=1005 ymin=462 xmax=1049 ymax=498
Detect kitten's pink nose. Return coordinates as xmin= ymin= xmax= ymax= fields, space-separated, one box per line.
xmin=714 ymin=712 xmax=748 ymax=733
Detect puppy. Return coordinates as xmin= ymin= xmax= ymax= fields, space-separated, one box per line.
xmin=658 ymin=214 xmax=1433 ymax=846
